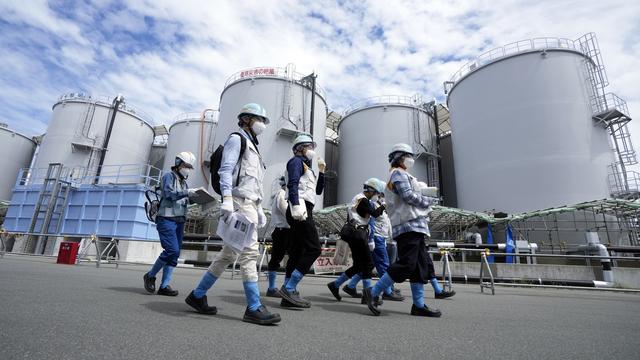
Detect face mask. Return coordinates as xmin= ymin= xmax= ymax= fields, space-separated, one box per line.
xmin=251 ymin=121 xmax=266 ymax=135
xmin=304 ymin=149 xmax=316 ymax=160
xmin=371 ymin=195 xmax=379 ymax=202
xmin=179 ymin=168 xmax=191 ymax=179
xmin=402 ymin=157 xmax=415 ymax=169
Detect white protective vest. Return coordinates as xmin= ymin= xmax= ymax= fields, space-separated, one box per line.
xmin=373 ymin=210 xmax=392 ymax=239
xmin=348 ymin=193 xmax=370 ymax=226
xmin=384 ymin=168 xmax=431 ymax=227
xmin=158 ymin=172 xmax=188 ymax=218
xmin=270 ymin=188 xmax=290 ymax=229
xmin=286 ymin=161 xmax=318 ymax=206
xmin=231 ymin=131 xmax=266 ymax=202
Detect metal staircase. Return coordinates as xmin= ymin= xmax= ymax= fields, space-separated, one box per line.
xmin=277 ymin=63 xmax=298 ymax=136
xmin=28 ymin=163 xmax=72 ymax=254
xmin=578 ymin=33 xmax=638 ymax=199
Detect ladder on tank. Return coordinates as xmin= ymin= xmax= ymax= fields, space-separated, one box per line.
xmin=578 ymin=33 xmax=639 ymax=199
xmin=28 ymin=163 xmax=72 ymax=254
xmin=278 ymin=63 xmax=298 ymax=134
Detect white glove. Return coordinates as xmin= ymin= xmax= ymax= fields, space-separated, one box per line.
xmin=317 ymin=158 xmax=327 ymax=173
xmin=188 ymin=188 xmax=197 ymax=196
xmin=220 ymin=196 xmax=234 ymax=222
xmin=291 ymin=204 xmax=307 ymax=221
xmin=257 ymin=206 xmax=267 ymax=228
xmin=368 ymin=241 xmax=375 ymax=252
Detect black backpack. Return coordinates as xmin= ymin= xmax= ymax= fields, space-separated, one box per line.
xmin=210 ymin=132 xmax=247 ymax=195
xmin=145 ymin=185 xmax=161 ymax=223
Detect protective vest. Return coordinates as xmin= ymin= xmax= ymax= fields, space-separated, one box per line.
xmin=158 ymin=172 xmax=188 ymax=218
xmin=298 ymin=163 xmax=318 ymax=205
xmin=231 ymin=131 xmax=266 ymax=202
xmin=270 ymin=188 xmax=290 ymax=228
xmin=373 ymin=210 xmax=392 ymax=239
xmin=348 ymin=193 xmax=370 ymax=226
xmin=384 ymin=168 xmax=431 ymax=227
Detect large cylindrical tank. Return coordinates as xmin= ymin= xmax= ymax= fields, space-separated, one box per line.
xmin=32 ymin=93 xmax=155 ymax=183
xmin=446 ymin=37 xmax=613 ymax=213
xmin=163 ymin=112 xmax=218 ymax=190
xmin=337 ymin=96 xmax=438 ymax=204
xmin=216 ymin=65 xmax=328 ymax=208
xmin=0 ymin=124 xmax=36 ymax=201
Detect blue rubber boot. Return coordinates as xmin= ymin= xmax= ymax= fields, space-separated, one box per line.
xmin=267 ymin=271 xmax=277 ymax=290
xmin=243 ymin=281 xmax=262 ymax=311
xmin=371 ymin=273 xmax=394 ymax=298
xmin=193 ymin=271 xmax=217 ymax=298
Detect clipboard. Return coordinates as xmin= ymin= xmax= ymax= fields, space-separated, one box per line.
xmin=189 ymin=187 xmax=216 ymax=204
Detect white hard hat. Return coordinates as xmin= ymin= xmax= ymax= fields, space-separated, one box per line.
xmin=175 ymin=151 xmax=196 ymax=168
xmin=238 ymin=103 xmax=269 ymax=124
xmin=292 ymin=132 xmax=316 ymax=150
xmin=388 ymin=143 xmax=414 ymax=163
xmin=364 ymin=177 xmax=385 ymax=194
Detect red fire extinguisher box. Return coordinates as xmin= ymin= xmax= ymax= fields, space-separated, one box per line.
xmin=57 ymin=241 xmax=80 ymax=265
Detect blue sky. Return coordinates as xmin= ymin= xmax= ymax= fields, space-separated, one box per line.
xmin=1 ymin=0 xmax=639 ymax=147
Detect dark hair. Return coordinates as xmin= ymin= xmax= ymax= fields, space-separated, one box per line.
xmin=237 ymin=114 xmax=252 ymax=127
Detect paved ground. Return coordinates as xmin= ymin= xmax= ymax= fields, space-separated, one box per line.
xmin=1 ymin=255 xmax=639 ymax=360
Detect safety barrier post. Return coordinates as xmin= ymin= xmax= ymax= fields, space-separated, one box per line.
xmin=440 ymin=249 xmax=454 ymax=292
xmin=0 ymin=228 xmax=7 ymax=258
xmin=480 ymin=249 xmax=495 ymax=295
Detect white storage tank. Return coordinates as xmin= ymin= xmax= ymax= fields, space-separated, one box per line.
xmin=216 ymin=65 xmax=328 ymax=208
xmin=0 ymin=124 xmax=36 ymax=201
xmin=337 ymin=96 xmax=438 ymax=204
xmin=163 ymin=111 xmax=218 ymax=190
xmin=32 ymin=93 xmax=156 ymax=183
xmin=445 ymin=36 xmax=613 ymax=213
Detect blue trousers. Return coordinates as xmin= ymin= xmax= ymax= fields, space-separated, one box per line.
xmin=156 ymin=216 xmax=184 ymax=267
xmin=371 ymin=235 xmax=390 ymax=278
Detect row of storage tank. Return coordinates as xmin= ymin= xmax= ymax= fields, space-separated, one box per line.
xmin=1 ymin=33 xmax=628 ymax=215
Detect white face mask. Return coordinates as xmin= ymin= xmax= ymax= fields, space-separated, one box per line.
xmin=304 ymin=149 xmax=316 ymax=160
xmin=251 ymin=121 xmax=266 ymax=135
xmin=179 ymin=168 xmax=192 ymax=179
xmin=403 ymin=157 xmax=415 ymax=169
xmin=371 ymin=195 xmax=379 ymax=202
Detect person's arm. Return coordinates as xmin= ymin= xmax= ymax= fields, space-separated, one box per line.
xmin=276 ymin=190 xmax=288 ymax=215
xmin=315 ymin=171 xmax=325 ymax=195
xmin=355 ymin=197 xmax=374 ymax=218
xmin=219 ymin=134 xmax=242 ymax=198
xmin=390 ymin=170 xmax=438 ymax=209
xmin=162 ymin=173 xmax=188 ymax=201
xmin=287 ymin=157 xmax=304 ymax=205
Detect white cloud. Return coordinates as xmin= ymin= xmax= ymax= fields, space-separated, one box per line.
xmin=0 ymin=0 xmax=638 ymax=159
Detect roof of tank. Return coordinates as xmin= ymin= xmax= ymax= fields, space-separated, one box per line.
xmin=54 ymin=92 xmax=155 ymax=128
xmin=0 ymin=124 xmax=36 ymax=145
xmin=339 ymin=95 xmax=433 ymax=129
xmin=221 ymin=66 xmax=327 ymax=102
xmin=168 ymin=111 xmax=218 ymax=132
xmin=444 ymin=34 xmax=597 ymax=97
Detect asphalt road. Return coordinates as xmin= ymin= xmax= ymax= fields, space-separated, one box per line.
xmin=1 ymin=255 xmax=639 ymax=360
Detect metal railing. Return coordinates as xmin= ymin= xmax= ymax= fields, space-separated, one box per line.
xmin=171 ymin=111 xmax=218 ymax=124
xmin=56 ymin=92 xmax=155 ymax=126
xmin=592 ymin=92 xmax=630 ymax=117
xmin=608 ymin=166 xmax=640 ymax=197
xmin=223 ymin=66 xmax=327 ymax=99
xmin=15 ymin=164 xmax=162 ymax=188
xmin=447 ymin=36 xmax=586 ymax=87
xmin=343 ymin=95 xmax=426 ymax=117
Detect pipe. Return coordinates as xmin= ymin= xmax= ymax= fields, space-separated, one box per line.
xmin=309 ymin=73 xmax=317 ymax=136
xmin=432 ymin=103 xmax=444 ymax=196
xmin=94 ymin=94 xmax=124 ymax=184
